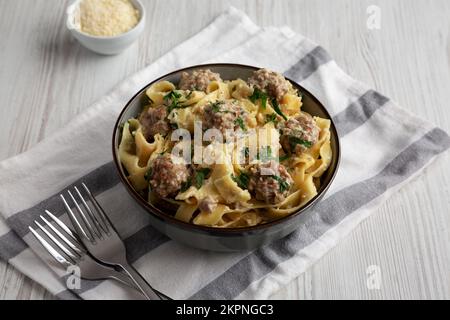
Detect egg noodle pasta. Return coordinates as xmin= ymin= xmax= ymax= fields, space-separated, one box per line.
xmin=118 ymin=68 xmax=332 ymax=227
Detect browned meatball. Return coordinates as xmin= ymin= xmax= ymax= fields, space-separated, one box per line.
xmin=148 ymin=154 xmax=190 ymax=198
xmin=278 ymin=112 xmax=320 ymax=155
xmin=248 ymin=68 xmax=291 ymax=101
xmin=178 ymin=69 xmax=222 ymax=92
xmin=248 ymin=160 xmax=293 ymax=204
xmin=202 ymin=100 xmax=249 ymax=135
xmin=138 ymin=105 xmax=170 ymax=141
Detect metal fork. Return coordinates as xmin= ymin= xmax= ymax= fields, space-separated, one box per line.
xmin=60 ymin=183 xmax=168 ymax=300
xmin=29 ymin=210 xmax=140 ymax=290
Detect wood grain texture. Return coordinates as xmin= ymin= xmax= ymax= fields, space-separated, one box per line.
xmin=0 ymin=0 xmax=449 ymax=300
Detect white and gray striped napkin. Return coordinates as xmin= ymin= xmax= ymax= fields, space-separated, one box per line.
xmin=0 ymin=7 xmax=448 ymax=300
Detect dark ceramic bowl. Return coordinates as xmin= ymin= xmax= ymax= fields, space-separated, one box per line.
xmin=112 ymin=63 xmax=340 ymax=252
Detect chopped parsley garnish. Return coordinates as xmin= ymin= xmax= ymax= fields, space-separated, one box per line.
xmin=211 ymin=101 xmax=225 ymax=113
xmin=289 ymin=136 xmax=313 ymax=149
xmin=163 ymin=90 xmax=182 ymax=113
xmin=271 ymin=98 xmax=287 ymax=120
xmin=231 ymin=172 xmax=250 ymax=190
xmin=163 ymin=90 xmax=191 ymax=114
xmin=265 ymin=113 xmax=278 ymax=124
xmin=144 ymin=168 xmax=152 ymax=181
xmin=194 ymin=168 xmax=211 ymax=189
xmin=180 ymin=167 xmax=210 ymax=192
xmin=249 ymin=88 xmax=268 ymax=109
xmin=271 ymin=175 xmax=290 ymax=193
xmin=234 ymin=117 xmax=247 ymax=131
xmin=180 ymin=180 xmax=191 ymax=192
xmin=278 ymin=154 xmax=290 ymax=162
xmin=209 ymin=100 xmax=233 ymax=114
xmin=163 ymin=90 xmax=181 ymax=102
xmin=242 ymin=147 xmax=250 ymax=160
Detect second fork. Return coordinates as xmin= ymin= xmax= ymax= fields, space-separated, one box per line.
xmin=61 ymin=183 xmax=168 ymax=300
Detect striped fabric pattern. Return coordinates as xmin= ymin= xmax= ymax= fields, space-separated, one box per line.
xmin=0 ymin=8 xmax=448 ymax=300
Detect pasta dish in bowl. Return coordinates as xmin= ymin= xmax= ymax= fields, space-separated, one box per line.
xmin=113 ymin=64 xmax=340 ymax=251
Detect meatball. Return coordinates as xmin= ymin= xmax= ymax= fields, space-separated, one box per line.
xmin=248 ymin=68 xmax=291 ymax=101
xmin=178 ymin=69 xmax=222 ymax=92
xmin=248 ymin=160 xmax=293 ymax=204
xmin=138 ymin=105 xmax=170 ymax=141
xmin=278 ymin=112 xmax=320 ymax=155
xmin=202 ymin=100 xmax=249 ymax=135
xmin=148 ymin=154 xmax=190 ymax=198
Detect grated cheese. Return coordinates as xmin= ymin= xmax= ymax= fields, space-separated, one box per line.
xmin=79 ymin=0 xmax=140 ymax=37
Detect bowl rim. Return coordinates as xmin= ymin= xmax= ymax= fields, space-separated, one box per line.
xmin=66 ymin=0 xmax=146 ymax=40
xmin=112 ymin=63 xmax=341 ymax=236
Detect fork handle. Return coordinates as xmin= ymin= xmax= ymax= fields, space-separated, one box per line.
xmin=118 ymin=263 xmax=166 ymax=300
xmin=107 ymin=268 xmax=168 ymax=297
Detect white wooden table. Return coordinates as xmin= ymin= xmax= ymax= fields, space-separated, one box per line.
xmin=0 ymin=0 xmax=449 ymax=300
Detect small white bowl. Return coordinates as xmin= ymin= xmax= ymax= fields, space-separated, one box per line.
xmin=66 ymin=0 xmax=145 ymax=55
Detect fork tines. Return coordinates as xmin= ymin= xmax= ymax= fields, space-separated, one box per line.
xmin=29 ymin=210 xmax=85 ymax=266
xmin=60 ymin=183 xmax=111 ymax=242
